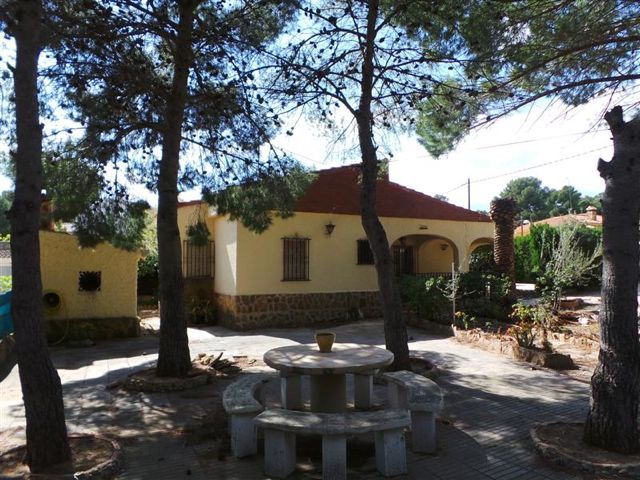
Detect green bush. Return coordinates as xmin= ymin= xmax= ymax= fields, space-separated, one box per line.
xmin=537 ymin=223 xmax=602 ymax=306
xmin=469 ymin=245 xmax=495 ymax=273
xmin=514 ymin=223 xmax=602 ymax=288
xmin=401 ymin=271 xmax=512 ymax=324
xmin=456 ymin=271 xmax=512 ymax=321
xmin=0 ymin=276 xmax=11 ymax=293
xmin=400 ymin=275 xmax=450 ymax=324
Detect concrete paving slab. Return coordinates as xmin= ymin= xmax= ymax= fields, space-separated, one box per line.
xmin=0 ymin=319 xmax=594 ymax=479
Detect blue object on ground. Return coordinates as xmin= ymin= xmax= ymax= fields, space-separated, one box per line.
xmin=0 ymin=291 xmax=13 ymax=338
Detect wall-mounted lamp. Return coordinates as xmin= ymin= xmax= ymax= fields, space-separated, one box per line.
xmin=440 ymin=243 xmax=449 ymax=251
xmin=418 ymin=225 xmax=429 ymax=230
xmin=324 ymin=222 xmax=335 ymax=235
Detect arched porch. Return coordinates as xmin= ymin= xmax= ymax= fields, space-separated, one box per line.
xmin=390 ymin=234 xmax=459 ymax=277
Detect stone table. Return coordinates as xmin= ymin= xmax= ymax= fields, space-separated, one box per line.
xmin=263 ymin=343 xmax=394 ymax=413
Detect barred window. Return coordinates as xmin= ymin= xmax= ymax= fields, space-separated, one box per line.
xmin=393 ymin=245 xmax=414 ymax=276
xmin=183 ymin=240 xmax=215 ymax=279
xmin=357 ymin=239 xmax=375 ymax=265
xmin=283 ymin=237 xmax=309 ymax=281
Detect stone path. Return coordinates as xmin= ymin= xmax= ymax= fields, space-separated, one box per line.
xmin=0 ymin=320 xmax=596 ymax=479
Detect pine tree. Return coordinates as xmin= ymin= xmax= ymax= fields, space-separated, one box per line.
xmin=0 ymin=0 xmax=71 ymax=471
xmin=411 ymin=0 xmax=640 ymax=454
xmin=52 ymin=0 xmax=298 ymax=377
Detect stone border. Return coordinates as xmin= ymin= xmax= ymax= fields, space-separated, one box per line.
xmin=531 ymin=422 xmax=640 ymax=478
xmin=122 ymin=368 xmax=209 ymax=392
xmin=453 ymin=327 xmax=574 ymax=370
xmin=0 ymin=433 xmax=122 ymax=480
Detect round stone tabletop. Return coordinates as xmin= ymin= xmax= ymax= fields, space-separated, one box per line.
xmin=263 ymin=343 xmax=394 ymax=375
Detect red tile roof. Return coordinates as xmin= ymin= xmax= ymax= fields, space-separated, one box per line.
xmin=295 ymin=165 xmax=491 ymax=223
xmin=178 ymin=199 xmax=203 ymax=208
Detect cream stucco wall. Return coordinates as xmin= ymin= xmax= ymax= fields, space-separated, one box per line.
xmin=234 ymin=211 xmax=494 ymax=295
xmin=40 ymin=231 xmax=139 ymax=319
xmin=177 ymin=203 xmax=237 ymax=295
xmin=212 ymin=216 xmax=238 ymax=295
xmin=417 ymin=239 xmax=455 ymax=273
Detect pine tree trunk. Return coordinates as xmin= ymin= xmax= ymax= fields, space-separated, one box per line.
xmin=156 ymin=1 xmax=195 ymax=377
xmin=584 ymin=106 xmax=640 ymax=454
xmin=356 ymin=0 xmax=410 ymax=371
xmin=8 ymin=0 xmax=72 ymax=471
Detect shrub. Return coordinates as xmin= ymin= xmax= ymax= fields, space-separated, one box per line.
xmin=514 ymin=223 xmax=602 ymax=288
xmin=456 ymin=271 xmax=512 ymax=321
xmin=400 ymin=275 xmax=450 ymax=324
xmin=400 ymin=271 xmax=513 ymax=324
xmin=508 ymin=303 xmax=553 ymax=351
xmin=469 ymin=245 xmax=495 ymax=273
xmin=0 ymin=276 xmax=11 ymax=293
xmin=537 ymin=222 xmax=602 ymax=307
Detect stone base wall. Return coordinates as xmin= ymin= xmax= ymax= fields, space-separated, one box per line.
xmin=215 ymin=291 xmax=382 ymax=330
xmin=45 ymin=317 xmax=140 ymax=343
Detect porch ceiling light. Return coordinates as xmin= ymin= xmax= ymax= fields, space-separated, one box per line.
xmin=324 ymin=222 xmax=335 ymax=235
xmin=440 ymin=243 xmax=449 ymax=251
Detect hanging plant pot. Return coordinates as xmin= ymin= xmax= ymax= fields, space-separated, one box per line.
xmin=187 ymin=221 xmax=210 ymax=246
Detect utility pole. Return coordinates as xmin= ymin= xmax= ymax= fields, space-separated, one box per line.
xmin=467 ymin=178 xmax=471 ymax=210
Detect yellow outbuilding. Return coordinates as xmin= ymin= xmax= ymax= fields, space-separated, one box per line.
xmin=39 ymin=230 xmax=140 ymax=341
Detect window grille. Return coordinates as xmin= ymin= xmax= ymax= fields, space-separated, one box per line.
xmin=282 ymin=237 xmax=310 ymax=281
xmin=357 ymin=239 xmax=375 ymax=265
xmin=183 ymin=240 xmax=215 ymax=279
xmin=393 ymin=246 xmax=414 ymax=276
xmin=79 ymin=271 xmax=101 ymax=291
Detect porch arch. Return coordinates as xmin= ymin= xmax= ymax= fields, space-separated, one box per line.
xmin=389 ymin=234 xmax=460 ymax=276
xmin=469 ymin=237 xmax=493 ymax=253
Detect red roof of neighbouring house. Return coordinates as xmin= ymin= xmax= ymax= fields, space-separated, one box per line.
xmin=294 ymin=165 xmax=491 ymax=222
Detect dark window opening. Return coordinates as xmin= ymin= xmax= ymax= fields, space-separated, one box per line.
xmin=393 ymin=246 xmax=414 ymax=276
xmin=183 ymin=240 xmax=215 ymax=279
xmin=283 ymin=237 xmax=309 ymax=281
xmin=79 ymin=271 xmax=101 ymax=291
xmin=357 ymin=239 xmax=375 ymax=265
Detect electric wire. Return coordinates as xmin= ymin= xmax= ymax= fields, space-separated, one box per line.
xmin=440 ymin=145 xmax=611 ymax=195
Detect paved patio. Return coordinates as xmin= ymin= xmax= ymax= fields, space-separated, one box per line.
xmin=1 ymin=320 xmax=593 ymax=479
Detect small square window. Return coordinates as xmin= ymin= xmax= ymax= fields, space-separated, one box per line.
xmin=357 ymin=239 xmax=375 ymax=265
xmin=79 ymin=271 xmax=101 ymax=292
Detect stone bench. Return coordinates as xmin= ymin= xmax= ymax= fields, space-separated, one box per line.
xmin=222 ymin=372 xmax=276 ymax=458
xmin=254 ymin=408 xmax=410 ymax=479
xmin=380 ymin=370 xmax=444 ymax=453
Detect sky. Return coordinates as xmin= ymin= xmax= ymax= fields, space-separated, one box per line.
xmin=0 ymin=89 xmax=617 ymax=214
xmin=0 ymin=30 xmax=620 ymax=214
xmin=266 ymin=96 xmax=616 ymax=213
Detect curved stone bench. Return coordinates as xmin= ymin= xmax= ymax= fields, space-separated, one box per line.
xmin=222 ymin=372 xmax=276 ymax=458
xmin=380 ymin=370 xmax=444 ymax=454
xmin=254 ymin=408 xmax=410 ymax=479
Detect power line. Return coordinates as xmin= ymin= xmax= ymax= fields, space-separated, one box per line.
xmin=416 ymin=129 xmax=609 ymax=159
xmin=440 ymin=145 xmax=610 ymax=195
xmin=471 ymin=129 xmax=608 ymax=150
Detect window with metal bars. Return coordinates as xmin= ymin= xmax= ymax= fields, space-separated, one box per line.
xmin=393 ymin=245 xmax=414 ymax=276
xmin=282 ymin=237 xmax=309 ymax=281
xmin=357 ymin=239 xmax=375 ymax=265
xmin=182 ymin=240 xmax=215 ymax=279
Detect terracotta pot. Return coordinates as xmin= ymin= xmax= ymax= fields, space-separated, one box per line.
xmin=315 ymin=332 xmax=336 ymax=353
